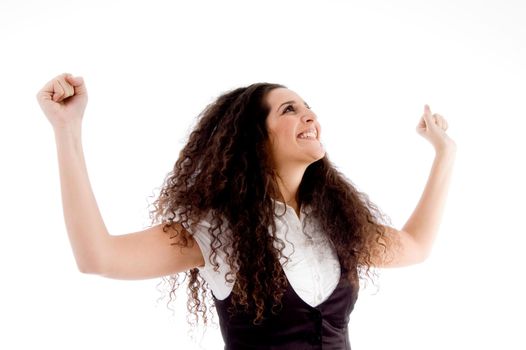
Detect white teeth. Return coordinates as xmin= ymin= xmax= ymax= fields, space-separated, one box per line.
xmin=298 ymin=129 xmax=317 ymax=139
xmin=298 ymin=132 xmax=316 ymax=139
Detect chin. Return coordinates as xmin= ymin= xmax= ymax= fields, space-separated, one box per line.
xmin=303 ymin=141 xmax=325 ymax=159
xmin=314 ymin=143 xmax=326 ymax=159
xmin=309 ymin=150 xmax=326 ymax=163
xmin=315 ymin=152 xmax=326 ymax=162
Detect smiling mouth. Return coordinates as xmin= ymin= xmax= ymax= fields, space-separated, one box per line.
xmin=297 ymin=129 xmax=318 ymax=140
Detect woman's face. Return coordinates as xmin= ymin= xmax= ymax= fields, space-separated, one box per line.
xmin=265 ymin=88 xmax=325 ymax=169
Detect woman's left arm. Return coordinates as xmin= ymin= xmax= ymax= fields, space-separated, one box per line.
xmin=372 ymin=105 xmax=457 ymax=267
xmin=405 ymin=104 xmax=457 ymax=259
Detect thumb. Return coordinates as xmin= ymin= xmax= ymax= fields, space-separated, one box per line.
xmin=422 ymin=104 xmax=437 ymax=131
xmin=65 ymin=74 xmax=87 ymax=96
xmin=424 ymin=104 xmax=431 ymax=114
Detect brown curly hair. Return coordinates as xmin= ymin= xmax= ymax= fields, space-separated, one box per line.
xmin=148 ymin=82 xmax=399 ymax=328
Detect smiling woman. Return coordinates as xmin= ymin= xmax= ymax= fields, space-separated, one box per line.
xmin=265 ymin=87 xmax=326 ymax=215
xmin=37 ymin=73 xmax=455 ymax=349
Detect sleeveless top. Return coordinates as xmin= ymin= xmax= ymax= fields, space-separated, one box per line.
xmin=213 ymin=263 xmax=359 ymax=349
xmin=184 ymin=201 xmax=360 ymax=348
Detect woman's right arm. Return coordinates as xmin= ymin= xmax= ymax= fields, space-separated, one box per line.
xmin=38 ymin=73 xmax=204 ymax=280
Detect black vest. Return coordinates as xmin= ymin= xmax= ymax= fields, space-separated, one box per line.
xmin=213 ymin=264 xmax=359 ymax=349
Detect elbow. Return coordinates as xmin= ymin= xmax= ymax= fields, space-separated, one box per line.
xmin=73 ymin=238 xmax=111 ymax=275
xmin=77 ymin=263 xmax=98 ymax=275
xmin=75 ymin=256 xmax=105 ymax=275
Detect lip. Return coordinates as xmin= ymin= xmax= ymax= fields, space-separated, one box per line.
xmin=296 ymin=127 xmax=319 ymax=140
xmin=297 ymin=136 xmax=319 ymax=141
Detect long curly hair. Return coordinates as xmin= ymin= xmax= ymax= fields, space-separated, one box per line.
xmin=148 ymin=82 xmax=399 ymax=328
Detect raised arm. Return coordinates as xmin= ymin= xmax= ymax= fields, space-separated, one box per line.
xmin=37 ymin=73 xmax=204 ymax=279
xmin=370 ymin=104 xmax=457 ymax=268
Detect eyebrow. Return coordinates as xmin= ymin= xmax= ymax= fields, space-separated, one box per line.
xmin=277 ymin=100 xmax=309 ymax=112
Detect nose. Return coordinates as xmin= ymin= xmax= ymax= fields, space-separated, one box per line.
xmin=301 ymin=109 xmax=317 ymax=123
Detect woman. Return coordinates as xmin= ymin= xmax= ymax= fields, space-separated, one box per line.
xmin=37 ymin=73 xmax=456 ymax=349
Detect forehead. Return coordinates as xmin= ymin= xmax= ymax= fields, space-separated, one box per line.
xmin=266 ymin=88 xmax=304 ymax=110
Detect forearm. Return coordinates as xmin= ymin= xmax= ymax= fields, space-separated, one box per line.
xmin=54 ymin=126 xmax=109 ymax=273
xmin=402 ymin=148 xmax=457 ymax=257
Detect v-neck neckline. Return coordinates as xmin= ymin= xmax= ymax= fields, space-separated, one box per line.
xmin=284 ymin=263 xmax=343 ymax=309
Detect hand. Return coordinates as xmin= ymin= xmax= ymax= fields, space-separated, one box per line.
xmin=36 ymin=73 xmax=88 ymax=130
xmin=416 ymin=104 xmax=456 ymax=153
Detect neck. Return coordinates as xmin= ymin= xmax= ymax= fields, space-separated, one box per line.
xmin=274 ymin=163 xmax=308 ymax=208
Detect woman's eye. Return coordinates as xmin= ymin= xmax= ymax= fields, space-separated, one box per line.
xmin=283 ymin=105 xmax=294 ymax=113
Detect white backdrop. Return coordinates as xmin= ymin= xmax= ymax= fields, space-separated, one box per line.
xmin=1 ymin=0 xmax=525 ymax=349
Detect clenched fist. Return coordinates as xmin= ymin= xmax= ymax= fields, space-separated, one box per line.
xmin=416 ymin=104 xmax=456 ymax=153
xmin=36 ymin=73 xmax=88 ymax=130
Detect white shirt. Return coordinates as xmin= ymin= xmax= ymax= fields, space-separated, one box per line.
xmin=189 ymin=200 xmax=341 ymax=308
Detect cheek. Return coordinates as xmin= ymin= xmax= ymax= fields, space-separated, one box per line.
xmin=267 ymin=120 xmax=296 ymax=147
xmin=276 ymin=130 xmax=296 ymax=148
xmin=277 ymin=121 xmax=295 ymax=139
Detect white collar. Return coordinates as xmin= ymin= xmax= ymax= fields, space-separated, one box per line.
xmin=271 ymin=199 xmax=313 ymax=216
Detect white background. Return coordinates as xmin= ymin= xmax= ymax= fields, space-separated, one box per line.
xmin=1 ymin=0 xmax=525 ymax=349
